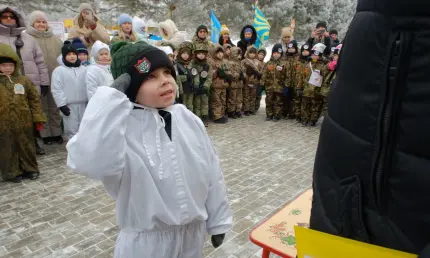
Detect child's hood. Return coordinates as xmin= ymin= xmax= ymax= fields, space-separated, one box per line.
xmin=0 ymin=43 xmax=20 ymax=76
xmin=210 ymin=44 xmax=225 ymax=60
xmin=245 ymin=46 xmax=258 ymax=59
xmin=230 ymin=47 xmax=242 ymax=61
xmin=91 ymin=41 xmax=110 ymax=59
xmin=57 ymin=55 xmax=65 ymax=66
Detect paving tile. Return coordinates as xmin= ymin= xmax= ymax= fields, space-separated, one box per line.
xmin=0 ymin=108 xmax=320 ymax=257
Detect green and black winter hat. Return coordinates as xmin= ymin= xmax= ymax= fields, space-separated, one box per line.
xmin=110 ymin=41 xmax=176 ymax=102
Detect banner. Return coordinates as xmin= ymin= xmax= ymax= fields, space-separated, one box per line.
xmin=253 ymin=4 xmax=270 ymax=48
xmin=210 ymin=10 xmax=221 ymax=44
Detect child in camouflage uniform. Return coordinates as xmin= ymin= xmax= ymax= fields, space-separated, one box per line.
xmin=241 ymin=46 xmax=262 ymax=116
xmin=320 ymin=44 xmax=342 ymax=118
xmin=227 ymin=47 xmax=244 ymax=119
xmin=175 ymin=41 xmax=194 ymax=111
xmin=210 ymin=45 xmax=232 ymax=123
xmin=294 ymin=42 xmax=312 ymax=122
xmin=261 ymin=44 xmax=288 ymax=121
xmin=256 ymin=48 xmax=267 ymax=113
xmin=282 ymin=40 xmax=299 ymax=119
xmin=190 ymin=43 xmax=212 ymax=127
xmin=300 ymin=43 xmax=326 ymax=126
xmin=0 ymin=43 xmax=46 ymax=183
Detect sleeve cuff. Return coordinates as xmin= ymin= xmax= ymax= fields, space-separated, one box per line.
xmin=33 ymin=113 xmax=47 ymax=123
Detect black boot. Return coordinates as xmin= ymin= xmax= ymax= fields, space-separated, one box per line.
xmin=35 ymin=140 xmax=45 ymax=155
xmin=52 ymin=135 xmax=64 ymax=144
xmin=23 ymin=172 xmax=40 ymax=180
xmin=266 ymin=116 xmax=273 ymax=121
xmin=244 ymin=111 xmax=251 ymax=116
xmin=202 ymin=116 xmax=209 ymax=127
xmin=6 ymin=175 xmax=23 ymax=183
xmin=273 ymin=116 xmax=281 ymax=122
xmin=42 ymin=137 xmax=53 ymax=145
xmin=309 ymin=121 xmax=317 ymax=127
xmin=296 ymin=117 xmax=301 ymax=123
xmin=288 ymin=114 xmax=296 ymax=120
xmin=214 ymin=116 xmax=228 ymax=124
xmin=227 ymin=112 xmax=236 ymax=119
xmin=235 ymin=112 xmax=243 ymax=118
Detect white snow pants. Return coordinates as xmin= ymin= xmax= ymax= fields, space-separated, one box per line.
xmin=114 ymin=220 xmax=206 ymax=258
xmin=62 ymin=103 xmax=86 ymax=140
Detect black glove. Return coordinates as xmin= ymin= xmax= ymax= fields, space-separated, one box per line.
xmin=246 ymin=66 xmax=254 ymax=76
xmin=196 ymin=85 xmax=206 ymax=95
xmin=59 ymin=105 xmax=70 ymax=116
xmin=40 ymin=85 xmax=49 ymax=97
xmin=253 ymin=69 xmax=261 ymax=79
xmin=225 ymin=74 xmax=233 ymax=83
xmin=257 ymin=85 xmax=264 ymax=96
xmin=111 ymin=73 xmax=131 ymax=93
xmin=239 ymin=71 xmax=245 ymax=81
xmin=193 ymin=84 xmax=200 ymax=92
xmin=211 ymin=234 xmax=225 ymax=248
xmin=296 ymin=88 xmax=303 ymax=97
xmin=217 ymin=68 xmax=226 ymax=79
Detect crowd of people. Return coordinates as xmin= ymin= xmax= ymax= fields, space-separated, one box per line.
xmin=0 ymin=4 xmax=341 ymax=185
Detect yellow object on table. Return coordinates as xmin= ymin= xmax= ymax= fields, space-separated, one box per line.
xmin=295 ymin=225 xmax=417 ymax=258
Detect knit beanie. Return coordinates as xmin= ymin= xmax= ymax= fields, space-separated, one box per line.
xmin=78 ymin=3 xmax=94 ymax=14
xmin=118 ymin=13 xmax=133 ymax=26
xmin=281 ymin=27 xmax=293 ymax=38
xmin=272 ymin=43 xmax=283 ymax=55
xmin=196 ymin=25 xmax=208 ymax=34
xmin=29 ymin=11 xmax=48 ymax=25
xmin=287 ymin=40 xmax=298 ymax=55
xmin=110 ymin=41 xmax=176 ymax=102
xmin=71 ymin=38 xmax=88 ymax=55
xmin=316 ymin=21 xmax=327 ymax=29
xmin=61 ymin=41 xmax=81 ymax=67
xmin=91 ymin=40 xmax=110 ymax=59
xmin=220 ymin=24 xmax=230 ymax=35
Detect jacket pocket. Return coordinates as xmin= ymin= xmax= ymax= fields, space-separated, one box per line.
xmin=339 ymin=175 xmax=370 ymax=242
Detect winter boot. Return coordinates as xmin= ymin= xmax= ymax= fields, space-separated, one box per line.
xmin=266 ymin=116 xmax=273 ymax=121
xmin=35 ymin=140 xmax=45 ymax=155
xmin=202 ymin=115 xmax=210 ymax=127
xmin=214 ymin=116 xmax=228 ymax=124
xmin=7 ymin=175 xmax=23 ymax=183
xmin=288 ymin=114 xmax=296 ymax=120
xmin=23 ymin=172 xmax=40 ymax=180
xmin=235 ymin=112 xmax=243 ymax=118
xmin=228 ymin=112 xmax=236 ymax=119
xmin=42 ymin=137 xmax=53 ymax=145
xmin=273 ymin=116 xmax=281 ymax=122
xmin=309 ymin=121 xmax=317 ymax=127
xmin=52 ymin=135 xmax=64 ymax=144
xmin=244 ymin=111 xmax=251 ymax=116
xmin=296 ymin=116 xmax=302 ymax=123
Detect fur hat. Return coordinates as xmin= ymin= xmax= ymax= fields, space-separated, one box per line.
xmin=110 ymin=41 xmax=176 ymax=102
xmin=29 ymin=10 xmax=48 ymax=25
xmin=220 ymin=24 xmax=230 ymax=35
xmin=118 ymin=13 xmax=132 ymax=26
xmin=71 ymin=38 xmax=88 ymax=55
xmin=78 ymin=3 xmax=94 ymax=14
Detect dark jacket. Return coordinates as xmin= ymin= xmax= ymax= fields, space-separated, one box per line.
xmin=237 ymin=25 xmax=257 ymax=59
xmin=310 ymin=0 xmax=430 ymax=256
xmin=218 ymin=36 xmax=235 ymax=47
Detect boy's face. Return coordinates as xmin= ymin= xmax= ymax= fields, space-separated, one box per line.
xmin=288 ymin=48 xmax=296 ymax=54
xmin=258 ymin=53 xmax=265 ymax=61
xmin=135 ymin=67 xmax=176 ymax=108
xmin=196 ymin=52 xmax=206 ymax=60
xmin=244 ymin=32 xmax=253 ymax=39
xmin=66 ymin=52 xmax=78 ymax=63
xmin=78 ymin=53 xmax=88 ymax=62
xmin=180 ymin=51 xmax=190 ymax=61
xmin=198 ymin=29 xmax=207 ymax=39
xmin=330 ymin=33 xmax=338 ymax=41
xmin=333 ymin=54 xmax=339 ymax=61
xmin=0 ymin=62 xmax=15 ymax=76
xmin=97 ymin=49 xmax=111 ymax=62
xmin=225 ymin=48 xmax=231 ymax=56
xmin=34 ymin=20 xmax=47 ymax=32
xmin=216 ymin=51 xmax=224 ymax=59
xmin=282 ymin=35 xmax=291 ymax=44
xmin=1 ymin=12 xmax=16 ymax=26
xmin=121 ymin=22 xmax=132 ymax=33
xmin=272 ymin=52 xmax=281 ymax=60
xmin=302 ymin=50 xmax=310 ymax=57
xmin=248 ymin=52 xmax=256 ymax=59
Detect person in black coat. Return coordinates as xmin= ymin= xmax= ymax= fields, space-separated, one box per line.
xmin=310 ymin=0 xmax=430 ymax=257
xmin=237 ymin=25 xmax=257 ymax=59
xmin=218 ymin=24 xmax=235 ymax=47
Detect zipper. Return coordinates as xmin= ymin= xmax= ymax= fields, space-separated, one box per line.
xmin=372 ymin=32 xmax=411 ymax=211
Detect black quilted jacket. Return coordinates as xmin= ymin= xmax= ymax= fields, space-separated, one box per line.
xmin=310 ymin=0 xmax=430 ymax=256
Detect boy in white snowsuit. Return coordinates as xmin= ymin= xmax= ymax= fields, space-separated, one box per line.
xmin=51 ymin=42 xmax=87 ymax=140
xmin=66 ymin=41 xmax=232 ymax=258
xmin=86 ymin=41 xmax=114 ymax=100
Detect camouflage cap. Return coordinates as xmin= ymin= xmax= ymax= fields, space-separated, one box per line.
xmin=179 ymin=41 xmax=194 ymax=54
xmin=194 ymin=42 xmax=209 ymax=53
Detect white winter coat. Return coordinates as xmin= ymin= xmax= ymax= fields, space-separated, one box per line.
xmin=66 ymin=87 xmax=232 ymax=257
xmin=158 ymin=19 xmax=188 ymax=49
xmin=51 ymin=65 xmax=88 ymax=107
xmin=86 ymin=64 xmax=113 ymax=100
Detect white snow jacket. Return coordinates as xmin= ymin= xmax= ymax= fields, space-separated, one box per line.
xmin=158 ymin=19 xmax=188 ymax=49
xmin=67 ymin=86 xmax=232 ymax=236
xmin=86 ymin=64 xmax=113 ymax=100
xmin=51 ymin=65 xmax=88 ymax=107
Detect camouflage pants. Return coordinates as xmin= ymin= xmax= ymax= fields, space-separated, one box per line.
xmin=321 ymin=96 xmax=328 ymax=118
xmin=227 ymin=88 xmax=242 ymax=113
xmin=39 ymin=91 xmax=62 ymax=138
xmin=183 ymin=93 xmax=194 ymax=112
xmin=265 ymin=92 xmax=283 ymax=117
xmin=301 ymin=96 xmax=312 ymax=123
xmin=211 ymin=88 xmax=227 ymax=120
xmin=243 ymin=85 xmax=257 ymax=112
xmin=311 ymin=94 xmax=324 ymax=122
xmin=294 ymin=95 xmax=302 ymax=118
xmin=0 ymin=128 xmax=39 ymax=180
xmin=193 ymin=94 xmax=209 ymax=118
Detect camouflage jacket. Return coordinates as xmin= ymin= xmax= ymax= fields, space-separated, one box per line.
xmin=296 ymin=59 xmax=311 ymax=90
xmin=261 ymin=58 xmax=288 ymax=93
xmin=228 ymin=47 xmax=244 ymax=89
xmin=210 ymin=45 xmax=231 ymax=90
xmin=175 ymin=60 xmax=193 ymax=94
xmin=241 ymin=58 xmax=262 ymax=86
xmin=283 ymin=55 xmax=299 ymax=88
xmin=190 ymin=58 xmax=213 ymax=91
xmin=302 ymin=60 xmax=326 ymax=97
xmin=321 ymin=68 xmax=336 ymax=97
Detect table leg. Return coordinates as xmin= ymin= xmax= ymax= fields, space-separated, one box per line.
xmin=262 ymin=248 xmax=270 ymax=258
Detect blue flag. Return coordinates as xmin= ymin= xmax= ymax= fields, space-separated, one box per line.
xmin=210 ymin=10 xmax=221 ymax=44
xmin=253 ymin=5 xmax=271 ymax=48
